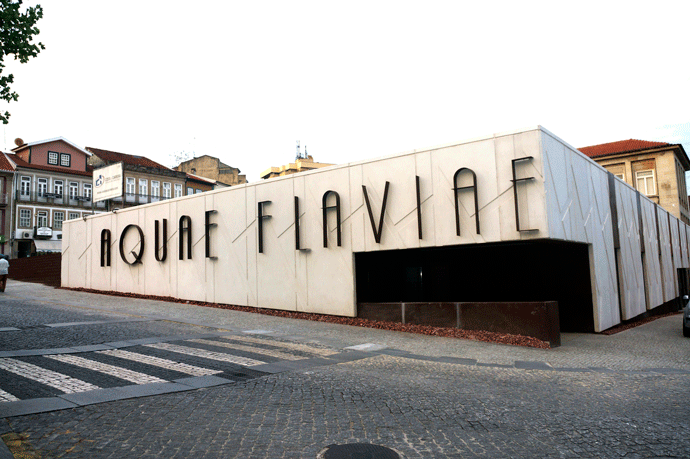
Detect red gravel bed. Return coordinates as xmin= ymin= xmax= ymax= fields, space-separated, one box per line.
xmin=599 ymin=311 xmax=682 ymax=335
xmin=61 ymin=287 xmax=551 ymax=349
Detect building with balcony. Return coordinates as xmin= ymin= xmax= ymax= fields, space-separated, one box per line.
xmin=0 ymin=153 xmax=15 ymax=256
xmin=86 ymin=147 xmax=188 ymax=209
xmin=8 ymin=137 xmax=101 ymax=257
xmin=579 ymin=139 xmax=690 ymax=224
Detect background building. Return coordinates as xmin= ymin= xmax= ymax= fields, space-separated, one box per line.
xmin=580 ymin=139 xmax=690 ymax=224
xmin=260 ymin=155 xmax=333 ymax=180
xmin=260 ymin=142 xmax=333 ymax=180
xmin=174 ymin=155 xmax=246 ymax=186
xmin=0 ymin=154 xmax=15 ymax=256
xmin=8 ymin=137 xmax=99 ymax=257
xmin=87 ymin=147 xmax=188 ymax=209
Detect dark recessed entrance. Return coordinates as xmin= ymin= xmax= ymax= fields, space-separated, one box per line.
xmin=355 ymin=239 xmax=595 ymax=333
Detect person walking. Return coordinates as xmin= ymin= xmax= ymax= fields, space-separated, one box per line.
xmin=0 ymin=255 xmax=9 ymax=292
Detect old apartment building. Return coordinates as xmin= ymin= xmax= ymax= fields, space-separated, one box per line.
xmin=87 ymin=147 xmax=188 ymax=209
xmin=174 ymin=155 xmax=246 ymax=186
xmin=580 ymin=139 xmax=690 ymax=224
xmin=8 ymin=138 xmax=101 ymax=257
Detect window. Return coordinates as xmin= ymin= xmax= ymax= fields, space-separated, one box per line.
xmin=195 ymin=189 xmax=202 ymax=194
xmin=20 ymin=176 xmax=31 ymax=196
xmin=126 ymin=177 xmax=135 ymax=194
xmin=83 ymin=184 xmax=92 ymax=200
xmin=19 ymin=209 xmax=31 ymax=227
xmin=139 ymin=179 xmax=147 ymax=197
xmin=53 ymin=211 xmax=65 ymax=230
xmin=37 ymin=178 xmax=48 ymax=197
xmin=163 ymin=182 xmax=171 ymax=199
xmin=69 ymin=212 xmax=80 ymax=220
xmin=614 ymin=173 xmax=624 ymax=181
xmin=48 ymin=151 xmax=59 ymax=165
xmin=174 ymin=184 xmax=182 ymax=198
xmin=187 ymin=187 xmax=193 ymax=196
xmin=151 ymin=180 xmax=160 ymax=197
xmin=69 ymin=182 xmax=79 ymax=200
xmin=636 ymin=170 xmax=656 ymax=196
xmin=37 ymin=211 xmax=48 ymax=228
xmin=54 ymin=180 xmax=63 ymax=198
xmin=60 ymin=153 xmax=71 ymax=167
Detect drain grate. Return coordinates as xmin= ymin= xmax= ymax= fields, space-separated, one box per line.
xmin=318 ymin=443 xmax=402 ymax=459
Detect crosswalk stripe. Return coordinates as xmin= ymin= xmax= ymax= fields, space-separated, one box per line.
xmin=45 ymin=355 xmax=167 ymax=385
xmin=0 ymin=388 xmax=20 ymax=402
xmin=0 ymin=358 xmax=100 ymax=394
xmin=144 ymin=343 xmax=266 ymax=367
xmin=97 ymin=349 xmax=222 ymax=376
xmin=189 ymin=339 xmax=305 ymax=361
xmin=222 ymin=335 xmax=337 ymax=356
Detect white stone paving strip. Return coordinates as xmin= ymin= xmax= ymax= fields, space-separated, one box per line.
xmin=0 ymin=388 xmax=20 ymax=402
xmin=189 ymin=339 xmax=305 ymax=361
xmin=144 ymin=343 xmax=266 ymax=367
xmin=0 ymin=358 xmax=100 ymax=394
xmin=45 ymin=355 xmax=166 ymax=385
xmin=97 ymin=349 xmax=222 ymax=376
xmin=228 ymin=335 xmax=338 ymax=356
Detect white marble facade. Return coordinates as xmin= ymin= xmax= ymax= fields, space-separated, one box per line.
xmin=62 ymin=127 xmax=690 ymax=331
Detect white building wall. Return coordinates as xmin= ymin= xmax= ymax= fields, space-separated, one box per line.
xmin=614 ymin=184 xmax=646 ymax=320
xmin=63 ymin=128 xmax=550 ymax=319
xmin=639 ymin=197 xmax=664 ymax=309
xmin=63 ymin=126 xmax=690 ymax=330
xmin=541 ymin=131 xmax=619 ymax=331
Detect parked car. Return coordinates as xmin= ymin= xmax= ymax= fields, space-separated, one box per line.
xmin=684 ymin=296 xmax=690 ymax=337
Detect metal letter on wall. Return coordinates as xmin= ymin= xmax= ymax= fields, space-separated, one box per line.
xmin=322 ymin=191 xmax=341 ymax=248
xmin=362 ymin=181 xmax=390 ymax=244
xmin=452 ymin=168 xmax=480 ymax=236
xmin=179 ymin=215 xmax=192 ymax=260
xmin=416 ymin=176 xmax=423 ymax=240
xmin=100 ymin=229 xmax=111 ymax=267
xmin=294 ymin=196 xmax=304 ymax=250
xmin=154 ymin=219 xmax=167 ymax=262
xmin=119 ymin=224 xmax=145 ymax=265
xmin=511 ymin=157 xmax=536 ymax=232
xmin=258 ymin=201 xmax=271 ymax=254
xmin=205 ymin=210 xmax=217 ymax=259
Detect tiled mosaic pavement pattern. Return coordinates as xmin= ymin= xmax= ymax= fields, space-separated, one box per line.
xmin=0 ymin=334 xmax=341 ymax=410
xmin=1 ymin=281 xmax=689 ymax=458
xmin=4 ymin=355 xmax=689 ymax=459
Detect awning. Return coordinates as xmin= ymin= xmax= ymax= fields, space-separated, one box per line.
xmin=33 ymin=240 xmax=62 ymax=252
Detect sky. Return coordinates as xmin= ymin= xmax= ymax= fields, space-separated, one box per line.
xmin=1 ymin=1 xmax=689 ymax=186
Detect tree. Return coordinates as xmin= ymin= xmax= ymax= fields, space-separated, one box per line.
xmin=0 ymin=0 xmax=44 ymax=124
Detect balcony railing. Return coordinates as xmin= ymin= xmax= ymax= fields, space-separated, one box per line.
xmin=112 ymin=193 xmax=175 ymax=206
xmin=16 ymin=190 xmax=105 ymax=208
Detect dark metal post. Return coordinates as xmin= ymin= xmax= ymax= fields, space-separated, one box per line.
xmin=416 ymin=176 xmax=422 ymax=240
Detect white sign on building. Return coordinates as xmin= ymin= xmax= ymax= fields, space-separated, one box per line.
xmin=93 ymin=162 xmax=123 ymax=203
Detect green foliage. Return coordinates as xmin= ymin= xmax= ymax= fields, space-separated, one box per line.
xmin=0 ymin=0 xmax=44 ymax=124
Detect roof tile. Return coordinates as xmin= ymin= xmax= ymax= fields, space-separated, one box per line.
xmin=7 ymin=153 xmax=92 ymax=177
xmin=579 ymin=139 xmax=671 ymax=158
xmin=86 ymin=147 xmax=170 ymax=170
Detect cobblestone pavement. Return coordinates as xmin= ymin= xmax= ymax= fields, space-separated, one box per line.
xmin=0 ymin=281 xmax=689 ymax=458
